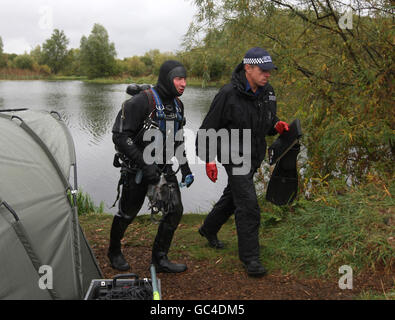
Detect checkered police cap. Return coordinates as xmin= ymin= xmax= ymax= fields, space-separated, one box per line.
xmin=243 ymin=47 xmax=277 ymax=71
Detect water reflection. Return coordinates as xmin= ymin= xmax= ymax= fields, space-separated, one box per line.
xmin=78 ymin=83 xmax=120 ymax=145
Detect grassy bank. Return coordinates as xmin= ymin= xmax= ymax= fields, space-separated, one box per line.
xmin=79 ymin=179 xmax=394 ymax=287
xmin=258 ymin=179 xmax=394 ymax=278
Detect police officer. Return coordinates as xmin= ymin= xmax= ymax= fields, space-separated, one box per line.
xmin=196 ymin=47 xmax=289 ymax=277
xmin=108 ymin=60 xmax=193 ymax=273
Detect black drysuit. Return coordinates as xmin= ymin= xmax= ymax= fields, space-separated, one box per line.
xmin=110 ymin=60 xmax=191 ymax=259
xmin=196 ymin=63 xmax=279 ymax=264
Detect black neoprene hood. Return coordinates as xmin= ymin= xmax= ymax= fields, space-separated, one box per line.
xmin=156 ymin=60 xmax=187 ymax=98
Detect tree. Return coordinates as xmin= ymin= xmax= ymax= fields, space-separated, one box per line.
xmin=30 ymin=45 xmax=43 ymax=65
xmin=79 ymin=24 xmax=117 ymax=79
xmin=62 ymin=48 xmax=82 ymax=76
xmin=186 ymin=0 xmax=394 ymax=182
xmin=124 ymin=56 xmax=146 ymax=77
xmin=0 ymin=36 xmax=5 ymax=67
xmin=139 ymin=49 xmax=177 ymax=75
xmin=41 ymin=29 xmax=70 ymax=74
xmin=14 ymin=53 xmax=34 ymax=70
xmin=140 ymin=49 xmax=160 ymax=74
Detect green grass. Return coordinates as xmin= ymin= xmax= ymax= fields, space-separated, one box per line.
xmin=170 ymin=214 xmax=242 ymax=272
xmin=258 ymin=179 xmax=394 ymax=278
xmin=68 ymin=188 xmax=105 ymax=216
xmin=356 ymin=287 xmax=395 ymax=300
xmin=83 ymin=77 xmax=141 ymax=84
xmin=175 ymin=180 xmax=394 ymax=278
xmin=48 ymin=75 xmax=87 ymax=81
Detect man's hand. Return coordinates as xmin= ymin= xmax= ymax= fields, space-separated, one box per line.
xmin=275 ymin=121 xmax=289 ymax=135
xmin=180 ymin=163 xmax=194 ymax=188
xmin=181 ymin=174 xmax=194 ymax=188
xmin=206 ymin=162 xmax=218 ymax=183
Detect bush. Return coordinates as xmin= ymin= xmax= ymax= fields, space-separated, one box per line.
xmin=79 ymin=24 xmax=117 ymax=79
xmin=14 ymin=54 xmax=34 ymax=70
xmin=125 ymin=56 xmax=147 ymax=77
xmin=184 ymin=0 xmax=394 ymax=184
xmin=39 ymin=64 xmax=52 ymax=75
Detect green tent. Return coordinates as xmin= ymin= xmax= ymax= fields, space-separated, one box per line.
xmin=0 ymin=109 xmax=103 ymax=299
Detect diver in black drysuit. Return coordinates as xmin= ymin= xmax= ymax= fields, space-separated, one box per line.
xmin=109 ymin=60 xmax=193 ymax=273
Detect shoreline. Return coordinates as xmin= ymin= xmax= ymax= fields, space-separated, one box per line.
xmin=0 ymin=75 xmax=222 ymax=87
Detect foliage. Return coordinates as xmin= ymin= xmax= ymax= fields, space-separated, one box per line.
xmin=124 ymin=56 xmax=147 ymax=77
xmin=38 ymin=64 xmax=52 ymax=75
xmin=13 ymin=53 xmax=34 ymax=70
xmin=41 ymin=29 xmax=70 ymax=74
xmin=0 ymin=67 xmax=47 ymax=80
xmin=62 ymin=48 xmax=82 ymax=76
xmin=140 ymin=49 xmax=178 ymax=75
xmin=79 ymin=24 xmax=117 ymax=79
xmin=257 ymin=176 xmax=394 ymax=277
xmin=153 ymin=51 xmax=178 ymax=75
xmin=2 ymin=53 xmax=18 ymax=69
xmin=30 ymin=45 xmax=44 ymax=65
xmin=140 ymin=49 xmax=160 ymax=74
xmin=185 ymin=0 xmax=394 ymax=184
xmin=0 ymin=36 xmax=5 ymax=68
xmin=68 ymin=188 xmax=105 ymax=216
xmin=1 ymin=30 xmax=185 ymax=81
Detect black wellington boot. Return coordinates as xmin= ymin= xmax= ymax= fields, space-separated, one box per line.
xmin=108 ymin=250 xmax=130 ymax=271
xmin=151 ymin=213 xmax=187 ymax=273
xmin=243 ymin=260 xmax=267 ymax=277
xmin=107 ymin=216 xmax=130 ymax=271
xmin=198 ymin=226 xmax=225 ymax=249
xmin=152 ymin=251 xmax=187 ymax=273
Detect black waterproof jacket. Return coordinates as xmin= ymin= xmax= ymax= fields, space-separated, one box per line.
xmin=112 ymin=61 xmax=189 ymax=174
xmin=196 ymin=63 xmax=279 ymax=169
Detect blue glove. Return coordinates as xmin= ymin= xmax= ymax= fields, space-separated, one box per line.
xmin=179 ymin=174 xmax=194 ymax=188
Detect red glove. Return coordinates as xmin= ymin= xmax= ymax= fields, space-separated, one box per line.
xmin=275 ymin=121 xmax=289 ymax=135
xmin=206 ymin=162 xmax=218 ymax=183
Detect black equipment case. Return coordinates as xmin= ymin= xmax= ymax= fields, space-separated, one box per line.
xmin=84 ymin=273 xmax=161 ymax=300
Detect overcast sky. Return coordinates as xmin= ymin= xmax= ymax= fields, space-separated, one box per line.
xmin=0 ymin=0 xmax=197 ymax=58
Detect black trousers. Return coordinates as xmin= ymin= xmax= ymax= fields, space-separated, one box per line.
xmin=201 ymin=165 xmax=261 ymax=264
xmin=109 ymin=166 xmax=183 ymax=256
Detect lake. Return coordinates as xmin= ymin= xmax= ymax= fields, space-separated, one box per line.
xmin=0 ymin=80 xmax=228 ymax=214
